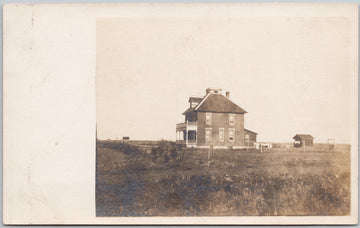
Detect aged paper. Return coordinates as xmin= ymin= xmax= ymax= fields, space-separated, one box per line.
xmin=3 ymin=3 xmax=358 ymax=224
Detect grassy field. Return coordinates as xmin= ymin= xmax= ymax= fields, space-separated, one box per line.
xmin=96 ymin=141 xmax=351 ymax=216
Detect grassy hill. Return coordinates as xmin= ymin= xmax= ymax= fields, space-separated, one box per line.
xmin=96 ymin=140 xmax=350 ymax=216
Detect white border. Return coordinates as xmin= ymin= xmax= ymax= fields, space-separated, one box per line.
xmin=2 ymin=3 xmax=358 ymax=225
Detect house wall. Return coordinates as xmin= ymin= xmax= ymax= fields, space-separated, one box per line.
xmin=185 ymin=112 xmax=197 ymax=122
xmin=304 ymin=139 xmax=313 ymax=146
xmin=196 ymin=112 xmax=245 ymax=147
xmin=294 ymin=137 xmax=314 ymax=147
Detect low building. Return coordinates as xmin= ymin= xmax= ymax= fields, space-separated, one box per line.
xmin=244 ymin=129 xmax=257 ymax=147
xmin=293 ymin=134 xmax=314 ymax=148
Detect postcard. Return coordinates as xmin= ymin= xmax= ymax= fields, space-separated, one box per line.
xmin=3 ymin=3 xmax=358 ymax=225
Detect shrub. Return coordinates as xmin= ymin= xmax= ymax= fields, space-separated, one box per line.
xmin=151 ymin=140 xmax=183 ymax=163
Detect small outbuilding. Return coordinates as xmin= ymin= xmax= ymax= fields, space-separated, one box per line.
xmin=293 ymin=134 xmax=314 ymax=148
xmin=244 ymin=129 xmax=257 ymax=147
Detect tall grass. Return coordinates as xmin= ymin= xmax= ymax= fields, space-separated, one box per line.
xmin=96 ymin=140 xmax=350 ymax=216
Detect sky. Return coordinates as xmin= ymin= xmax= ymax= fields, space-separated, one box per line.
xmin=96 ymin=17 xmax=354 ymax=143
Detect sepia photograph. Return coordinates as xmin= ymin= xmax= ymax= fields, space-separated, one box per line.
xmin=96 ymin=15 xmax=356 ymax=217
xmin=3 ymin=3 xmax=357 ymax=225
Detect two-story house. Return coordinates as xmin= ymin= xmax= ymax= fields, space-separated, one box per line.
xmin=176 ymin=88 xmax=257 ymax=149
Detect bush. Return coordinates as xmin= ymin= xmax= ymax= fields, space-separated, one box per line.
xmin=151 ymin=140 xmax=183 ymax=163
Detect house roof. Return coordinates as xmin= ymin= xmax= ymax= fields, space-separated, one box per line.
xmin=245 ymin=128 xmax=258 ymax=135
xmin=293 ymin=134 xmax=314 ymax=140
xmin=182 ymin=107 xmax=196 ymax=115
xmin=183 ymin=92 xmax=247 ymax=115
xmin=195 ymin=93 xmax=247 ymax=114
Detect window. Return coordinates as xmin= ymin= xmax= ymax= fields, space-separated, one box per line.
xmin=205 ymin=128 xmax=212 ymax=142
xmin=219 ymin=128 xmax=225 ymax=142
xmin=229 ymin=114 xmax=235 ymax=125
xmin=229 ymin=128 xmax=235 ymax=142
xmin=245 ymin=134 xmax=249 ymax=143
xmin=206 ymin=113 xmax=212 ymax=125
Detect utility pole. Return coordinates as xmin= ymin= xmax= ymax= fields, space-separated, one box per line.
xmin=208 ymin=147 xmax=211 ymax=167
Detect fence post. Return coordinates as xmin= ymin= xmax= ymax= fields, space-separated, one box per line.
xmin=303 ymin=140 xmax=305 ymax=152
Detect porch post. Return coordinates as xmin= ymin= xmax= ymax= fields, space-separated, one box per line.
xmin=185 ymin=121 xmax=188 ymax=146
xmin=195 ymin=121 xmax=197 ymax=145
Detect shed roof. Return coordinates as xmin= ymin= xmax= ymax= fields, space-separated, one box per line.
xmin=245 ymin=128 xmax=258 ymax=135
xmin=293 ymin=134 xmax=314 ymax=140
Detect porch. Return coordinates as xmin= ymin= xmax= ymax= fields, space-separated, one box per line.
xmin=176 ymin=121 xmax=197 ymax=147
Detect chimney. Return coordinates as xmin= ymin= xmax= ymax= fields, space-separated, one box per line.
xmin=206 ymin=88 xmax=223 ymax=95
xmin=226 ymin=91 xmax=230 ymax=98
